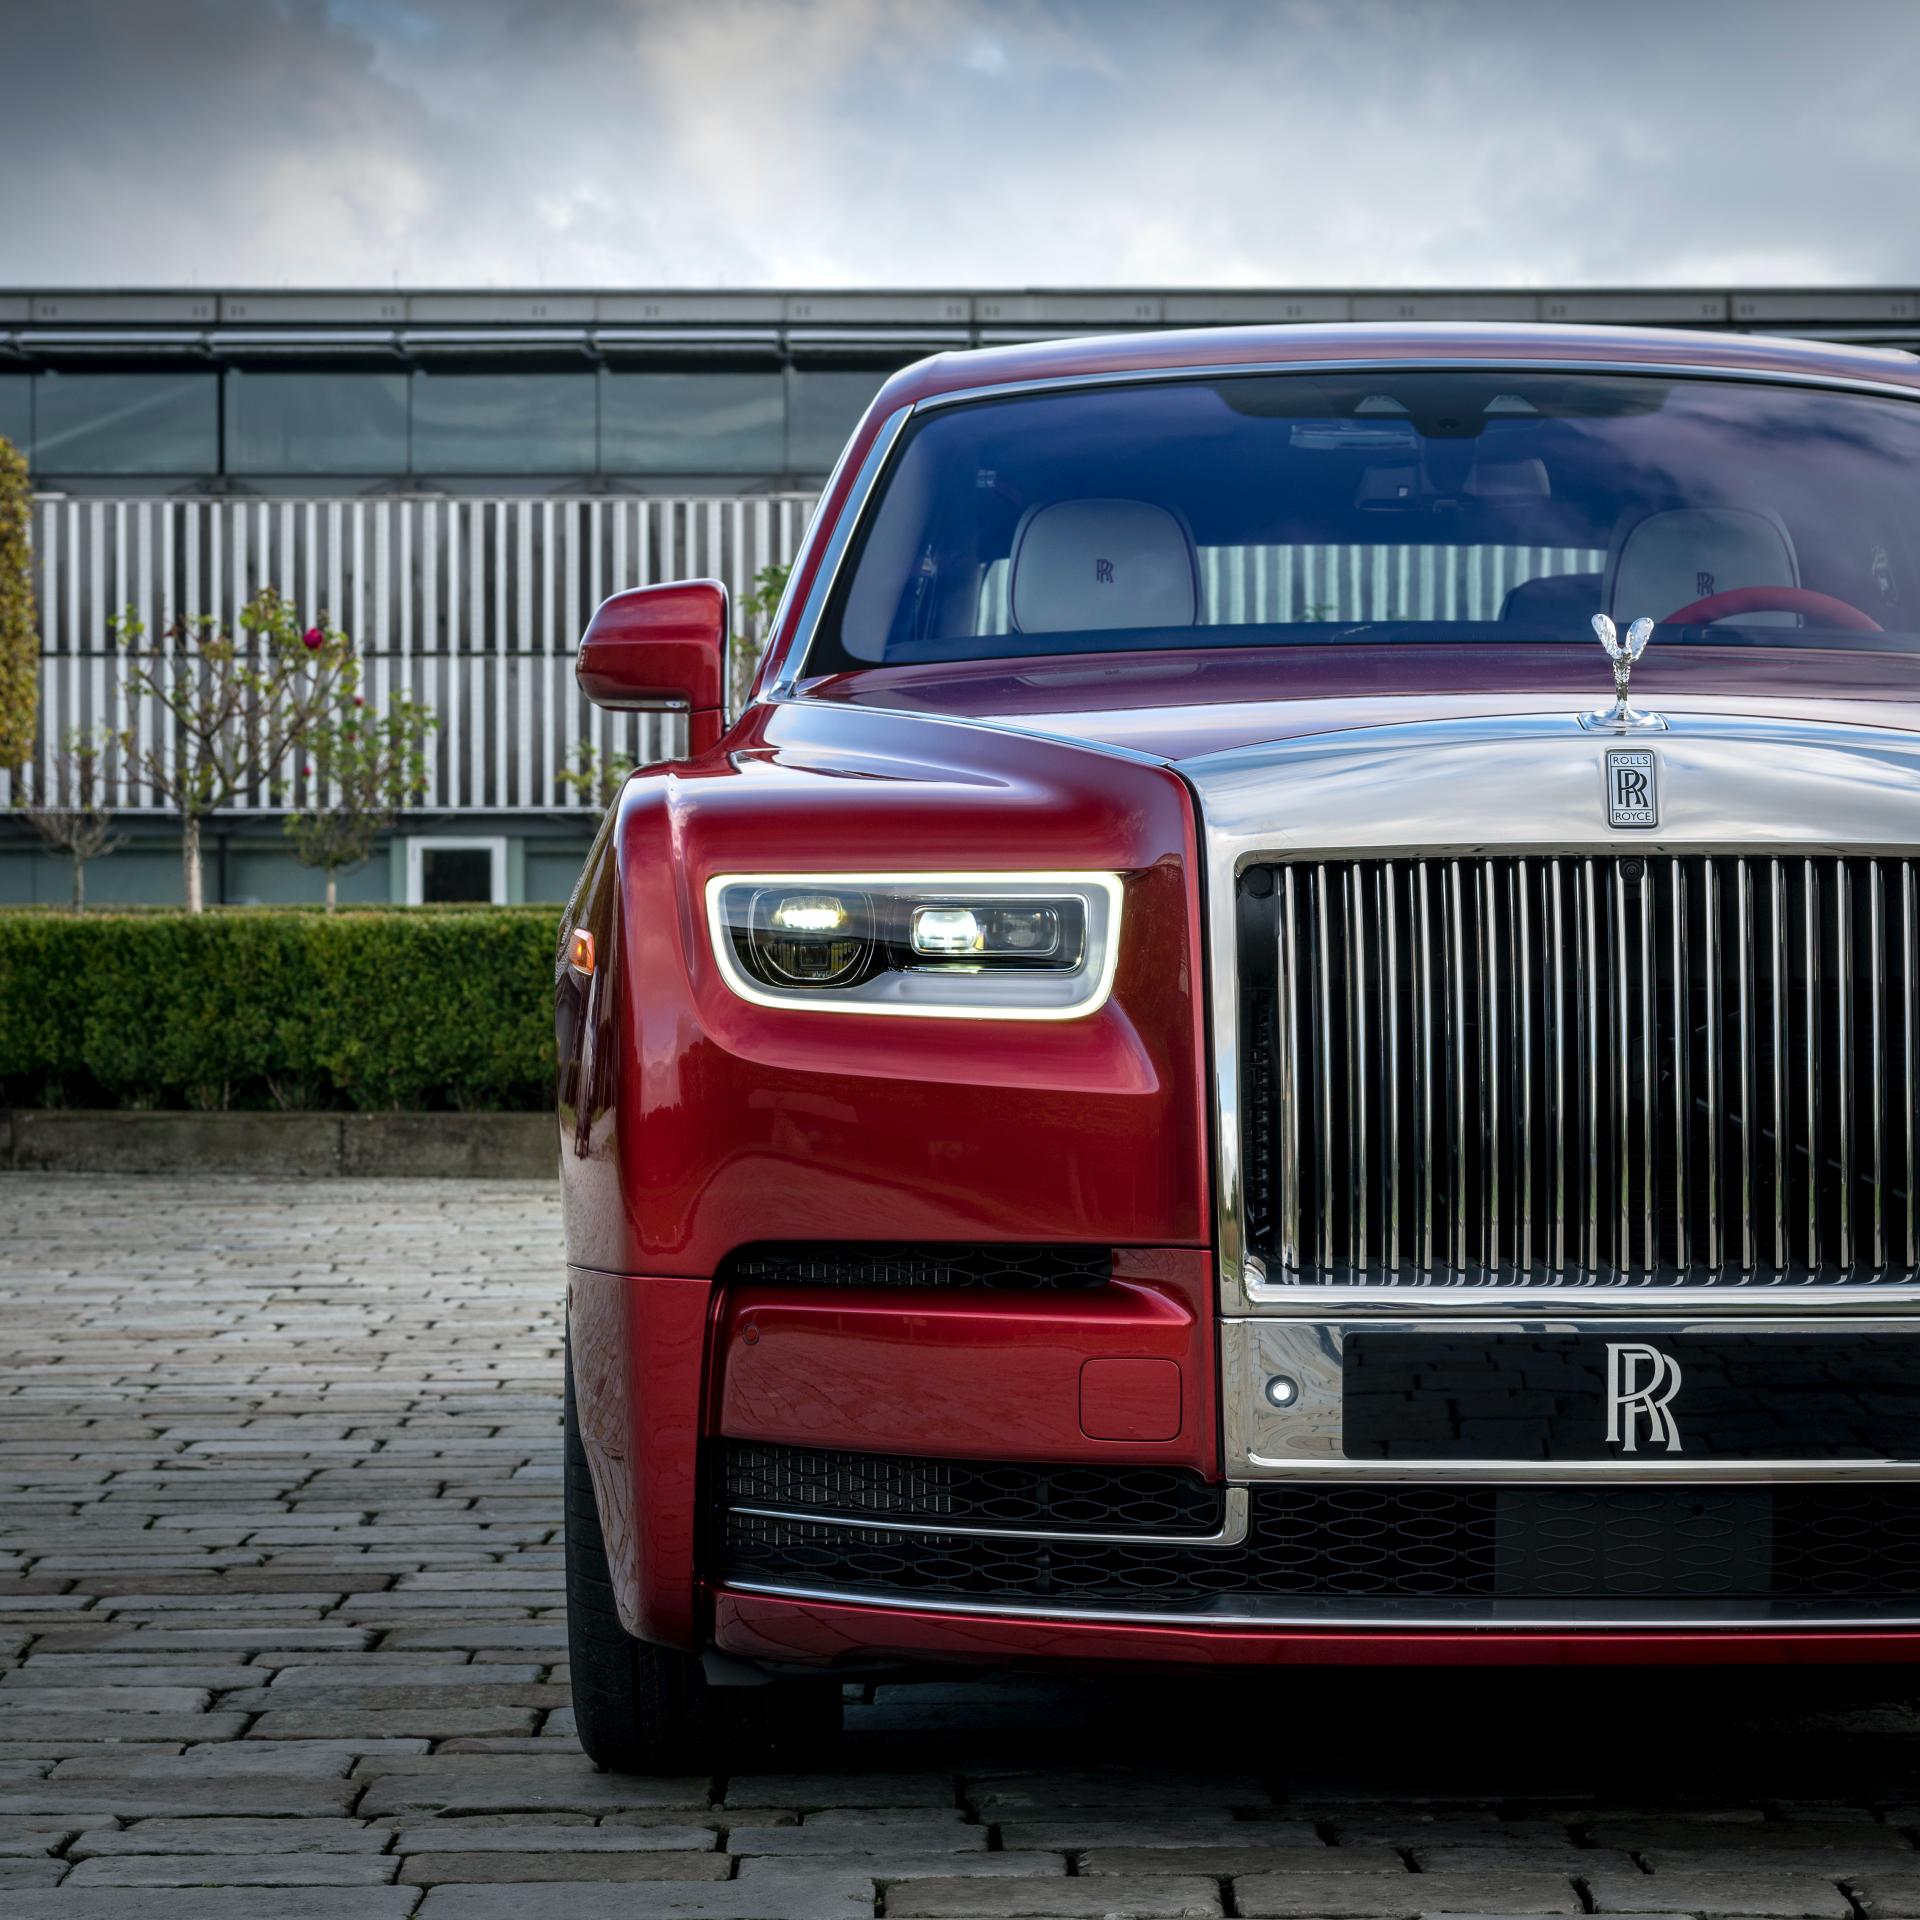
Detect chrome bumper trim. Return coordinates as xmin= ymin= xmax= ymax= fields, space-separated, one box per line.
xmin=722 ymin=1577 xmax=1920 ymax=1633
xmin=727 ymin=1486 xmax=1249 ymax=1549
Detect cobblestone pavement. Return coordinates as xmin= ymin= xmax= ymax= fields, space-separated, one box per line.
xmin=8 ymin=1176 xmax=1920 ymax=1918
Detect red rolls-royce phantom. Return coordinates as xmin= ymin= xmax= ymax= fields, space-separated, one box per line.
xmin=557 ymin=322 xmax=1920 ymax=1770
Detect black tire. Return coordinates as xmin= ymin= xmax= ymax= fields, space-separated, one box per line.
xmin=563 ymin=1337 xmax=841 ymax=1773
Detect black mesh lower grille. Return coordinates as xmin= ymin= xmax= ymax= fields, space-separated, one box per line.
xmin=723 ymin=1244 xmax=1112 ymax=1289
xmin=717 ymin=1472 xmax=1920 ymax=1611
xmin=720 ymin=1443 xmax=1223 ymax=1534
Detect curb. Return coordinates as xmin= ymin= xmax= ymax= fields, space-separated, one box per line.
xmin=0 ymin=1109 xmax=556 ymax=1179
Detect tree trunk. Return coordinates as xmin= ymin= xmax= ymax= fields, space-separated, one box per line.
xmin=326 ymin=869 xmax=338 ymax=912
xmin=72 ymin=856 xmax=85 ymax=913
xmin=182 ymin=814 xmax=204 ymax=913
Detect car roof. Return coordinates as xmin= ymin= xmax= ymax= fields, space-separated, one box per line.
xmin=870 ymin=321 xmax=1920 ymax=413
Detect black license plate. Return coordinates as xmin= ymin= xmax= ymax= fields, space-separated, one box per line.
xmin=1342 ymin=1332 xmax=1920 ymax=1461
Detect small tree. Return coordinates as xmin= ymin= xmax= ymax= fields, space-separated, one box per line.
xmin=0 ymin=436 xmax=35 ymax=776
xmin=555 ymin=740 xmax=636 ymax=810
xmin=284 ymin=692 xmax=436 ymax=908
xmin=116 ymin=589 xmax=354 ymax=912
xmin=728 ymin=561 xmax=792 ymax=716
xmin=12 ymin=726 xmax=124 ymax=909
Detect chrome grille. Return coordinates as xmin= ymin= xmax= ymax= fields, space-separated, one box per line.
xmin=1239 ymin=855 xmax=1920 ymax=1285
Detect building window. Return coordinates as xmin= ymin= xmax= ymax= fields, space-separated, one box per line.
xmin=407 ymin=835 xmax=506 ymax=905
xmin=0 ymin=377 xmax=28 ymax=458
xmin=786 ymin=368 xmax=890 ymax=474
xmin=411 ymin=370 xmax=596 ymax=475
xmin=227 ymin=370 xmax=409 ymax=476
xmin=601 ymin=369 xmax=785 ymax=474
xmin=32 ymin=370 xmax=219 ymax=475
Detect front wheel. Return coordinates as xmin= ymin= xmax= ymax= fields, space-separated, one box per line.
xmin=563 ymin=1337 xmax=841 ymax=1772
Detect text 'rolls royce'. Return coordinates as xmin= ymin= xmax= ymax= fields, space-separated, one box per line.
xmin=556 ymin=323 xmax=1920 ymax=1770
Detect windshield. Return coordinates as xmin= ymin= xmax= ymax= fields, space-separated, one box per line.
xmin=808 ymin=371 xmax=1920 ymax=673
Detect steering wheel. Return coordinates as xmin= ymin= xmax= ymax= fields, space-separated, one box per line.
xmin=1659 ymin=584 xmax=1883 ymax=633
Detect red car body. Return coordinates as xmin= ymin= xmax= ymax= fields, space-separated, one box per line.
xmin=559 ymin=323 xmax=1920 ymax=1684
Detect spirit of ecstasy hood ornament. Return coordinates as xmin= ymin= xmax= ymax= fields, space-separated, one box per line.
xmin=1579 ymin=612 xmax=1666 ymax=732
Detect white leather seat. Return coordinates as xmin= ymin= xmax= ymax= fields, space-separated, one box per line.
xmin=1607 ymin=506 xmax=1800 ymax=627
xmin=1008 ymin=499 xmax=1199 ymax=634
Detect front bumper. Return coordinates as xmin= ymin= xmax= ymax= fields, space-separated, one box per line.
xmin=574 ymin=1265 xmax=1920 ymax=1664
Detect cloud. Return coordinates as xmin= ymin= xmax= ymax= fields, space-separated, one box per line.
xmin=2 ymin=0 xmax=1917 ymax=287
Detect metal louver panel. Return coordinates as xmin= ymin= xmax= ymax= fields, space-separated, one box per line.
xmin=1240 ymin=855 xmax=1920 ymax=1286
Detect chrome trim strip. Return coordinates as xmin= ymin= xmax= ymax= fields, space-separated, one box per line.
xmin=1839 ymin=858 xmax=1855 ymax=1273
xmin=1516 ymin=859 xmax=1533 ymax=1279
xmin=1672 ymin=859 xmax=1690 ymax=1278
xmin=767 ymin=402 xmax=912 ymax=698
xmin=1704 ymin=857 xmax=1722 ymax=1275
xmin=1771 ymin=859 xmax=1789 ymax=1278
xmin=1735 ymin=858 xmax=1753 ymax=1275
xmin=1907 ymin=864 xmax=1917 ymax=1274
xmin=726 ymin=1487 xmax=1250 ymax=1550
xmin=1806 ymin=858 xmax=1821 ymax=1276
xmin=723 ymin=1577 xmax=1920 ymax=1633
xmin=1873 ymin=859 xmax=1888 ymax=1273
xmin=1384 ymin=863 xmax=1402 ymax=1279
xmin=911 ymin=357 xmax=1920 ymax=414
xmin=1279 ymin=867 xmax=1300 ymax=1278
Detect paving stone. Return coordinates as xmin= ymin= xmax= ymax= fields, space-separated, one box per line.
xmin=1583 ymin=1871 xmax=1853 ymax=1916
xmin=729 ymin=1772 xmax=956 ymax=1808
xmin=247 ymin=1708 xmax=541 ymax=1739
xmin=1406 ymin=1847 xmax=1641 ymax=1873
xmin=730 ymin=1818 xmax=986 ymax=1854
xmin=969 ymin=1774 xmax=1265 ymax=1812
xmin=54 ymin=1737 xmax=353 ymax=1770
xmin=71 ymin=1818 xmax=388 ymax=1854
xmin=0 ymin=1858 xmax=66 ymax=1886
xmin=998 ymin=1818 xmax=1323 ymax=1851
xmin=1081 ymin=1846 xmax=1404 ymax=1876
xmin=1233 ymin=1871 xmax=1581 ymax=1917
xmin=1 ymin=1894 xmax=422 ymax=1920
xmin=391 ymin=1823 xmax=718 ymax=1853
xmin=1589 ymin=1821 xmax=1912 ymax=1852
xmin=0 ymin=1686 xmax=211 ymax=1712
xmin=884 ymin=1879 xmax=1222 ymax=1916
xmin=0 ymin=1779 xmax=361 ymax=1818
xmin=1639 ymin=1845 xmax=1920 ymax=1874
xmin=1852 ymin=1875 xmax=1920 ymax=1917
xmin=0 ymin=1712 xmax=251 ymax=1742
xmin=413 ymin=1880 xmax=873 ymax=1918
xmin=737 ymin=1850 xmax=1064 ymax=1881
xmin=0 ymin=1822 xmax=78 ymax=1856
xmin=357 ymin=1763 xmax=713 ymax=1817
xmin=64 ymin=1852 xmax=403 ymax=1886
xmin=400 ymin=1851 xmax=733 ymax=1883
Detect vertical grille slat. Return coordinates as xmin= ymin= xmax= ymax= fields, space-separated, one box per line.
xmin=1245 ymin=853 xmax=1920 ymax=1289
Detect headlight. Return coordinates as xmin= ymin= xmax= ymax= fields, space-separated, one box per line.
xmin=706 ymin=872 xmax=1123 ymax=1018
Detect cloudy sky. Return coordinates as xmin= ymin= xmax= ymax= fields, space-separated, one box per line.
xmin=7 ymin=0 xmax=1919 ymax=289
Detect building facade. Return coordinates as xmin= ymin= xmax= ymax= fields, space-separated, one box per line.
xmin=3 ymin=284 xmax=1915 ymax=905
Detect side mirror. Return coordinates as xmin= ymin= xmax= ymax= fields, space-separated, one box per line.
xmin=576 ymin=580 xmax=730 ymax=755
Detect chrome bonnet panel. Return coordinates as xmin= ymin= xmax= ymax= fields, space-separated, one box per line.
xmin=1183 ymin=709 xmax=1920 ymax=1316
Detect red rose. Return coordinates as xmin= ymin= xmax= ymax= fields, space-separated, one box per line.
xmin=303 ymin=626 xmax=324 ymax=649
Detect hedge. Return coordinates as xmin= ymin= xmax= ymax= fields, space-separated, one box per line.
xmin=0 ymin=908 xmax=559 ymax=1111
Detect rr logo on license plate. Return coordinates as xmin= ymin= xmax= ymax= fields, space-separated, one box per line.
xmin=1605 ymin=1342 xmax=1684 ymax=1453
xmin=1605 ymin=748 xmax=1658 ymax=828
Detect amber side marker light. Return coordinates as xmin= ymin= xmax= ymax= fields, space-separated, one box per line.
xmin=568 ymin=928 xmax=596 ymax=977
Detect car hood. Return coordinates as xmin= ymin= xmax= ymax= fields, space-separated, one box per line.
xmin=802 ymin=643 xmax=1920 ymax=764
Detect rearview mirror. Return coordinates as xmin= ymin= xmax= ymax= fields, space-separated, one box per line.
xmin=576 ymin=580 xmax=730 ymax=754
